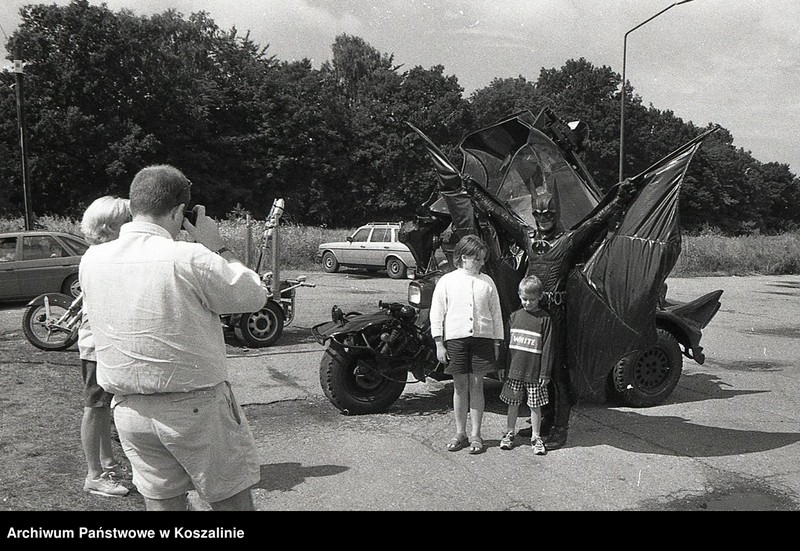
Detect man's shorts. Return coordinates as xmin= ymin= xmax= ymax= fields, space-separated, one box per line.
xmin=500 ymin=378 xmax=549 ymax=408
xmin=444 ymin=337 xmax=497 ymax=376
xmin=111 ymin=382 xmax=260 ymax=503
xmin=81 ymin=359 xmax=113 ymax=408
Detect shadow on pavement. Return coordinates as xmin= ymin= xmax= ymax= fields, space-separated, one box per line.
xmin=573 ymin=405 xmax=800 ymax=458
xmin=255 ymin=462 xmax=349 ymax=492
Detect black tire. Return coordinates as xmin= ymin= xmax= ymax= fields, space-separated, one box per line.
xmin=61 ymin=273 xmax=81 ymax=298
xmin=322 ymin=251 xmax=339 ymax=273
xmin=319 ymin=345 xmax=406 ymax=414
xmin=609 ymin=328 xmax=683 ymax=407
xmin=234 ymin=301 xmax=284 ymax=347
xmin=385 ymin=257 xmax=407 ymax=279
xmin=22 ymin=294 xmax=80 ymax=351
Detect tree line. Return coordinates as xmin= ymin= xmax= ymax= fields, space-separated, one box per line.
xmin=1 ymin=0 xmax=798 ymax=234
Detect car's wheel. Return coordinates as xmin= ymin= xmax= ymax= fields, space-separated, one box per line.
xmin=322 ymin=251 xmax=339 ymax=273
xmin=234 ymin=301 xmax=284 ymax=347
xmin=319 ymin=345 xmax=406 ymax=414
xmin=61 ymin=273 xmax=81 ymax=298
xmin=385 ymin=257 xmax=407 ymax=279
xmin=609 ymin=328 xmax=683 ymax=407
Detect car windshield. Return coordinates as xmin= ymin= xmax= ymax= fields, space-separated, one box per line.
xmin=60 ymin=235 xmax=89 ymax=255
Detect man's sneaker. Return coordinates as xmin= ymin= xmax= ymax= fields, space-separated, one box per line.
xmin=499 ymin=431 xmax=515 ymax=450
xmin=532 ymin=437 xmax=547 ymax=456
xmin=84 ymin=473 xmax=129 ymax=497
xmin=104 ymin=463 xmax=132 ymax=481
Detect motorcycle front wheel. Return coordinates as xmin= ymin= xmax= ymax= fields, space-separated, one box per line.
xmin=234 ymin=300 xmax=285 ymax=347
xmin=22 ymin=294 xmax=80 ymax=351
xmin=319 ymin=345 xmax=406 ymax=415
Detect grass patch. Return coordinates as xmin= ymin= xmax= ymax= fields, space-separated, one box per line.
xmin=673 ymin=230 xmax=800 ymax=276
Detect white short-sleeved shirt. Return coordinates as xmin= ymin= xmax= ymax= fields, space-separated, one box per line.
xmin=79 ymin=221 xmax=268 ymax=395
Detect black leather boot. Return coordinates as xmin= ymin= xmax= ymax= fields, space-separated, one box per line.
xmin=544 ymin=376 xmax=572 ymax=450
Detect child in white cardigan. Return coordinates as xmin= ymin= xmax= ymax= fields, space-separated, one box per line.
xmin=430 ymin=235 xmax=504 ymax=454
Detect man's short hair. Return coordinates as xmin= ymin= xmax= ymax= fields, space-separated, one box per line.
xmin=129 ymin=165 xmax=191 ymax=217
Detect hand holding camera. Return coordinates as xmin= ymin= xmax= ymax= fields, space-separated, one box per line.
xmin=182 ymin=205 xmax=225 ymax=252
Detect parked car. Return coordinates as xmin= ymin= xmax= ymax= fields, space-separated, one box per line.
xmin=317 ymin=222 xmax=418 ymax=279
xmin=0 ymin=230 xmax=88 ymax=301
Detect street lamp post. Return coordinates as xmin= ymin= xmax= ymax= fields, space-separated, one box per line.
xmin=619 ymin=0 xmax=695 ymax=182
xmin=13 ymin=58 xmax=33 ymax=231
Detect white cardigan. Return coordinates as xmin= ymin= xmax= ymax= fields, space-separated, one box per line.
xmin=429 ymin=268 xmax=504 ymax=342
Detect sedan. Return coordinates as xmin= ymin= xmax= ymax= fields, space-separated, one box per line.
xmin=0 ymin=230 xmax=89 ymax=301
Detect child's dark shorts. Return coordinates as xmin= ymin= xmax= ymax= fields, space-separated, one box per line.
xmin=444 ymin=337 xmax=497 ymax=376
xmin=81 ymin=359 xmax=113 ymax=408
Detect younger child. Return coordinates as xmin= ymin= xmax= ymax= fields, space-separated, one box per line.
xmin=499 ymin=275 xmax=552 ymax=455
xmin=78 ymin=195 xmax=132 ymax=497
xmin=430 ymin=235 xmax=504 ymax=455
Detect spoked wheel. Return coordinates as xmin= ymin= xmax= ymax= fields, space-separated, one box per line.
xmin=234 ymin=300 xmax=285 ymax=347
xmin=22 ymin=294 xmax=80 ymax=351
xmin=609 ymin=328 xmax=683 ymax=407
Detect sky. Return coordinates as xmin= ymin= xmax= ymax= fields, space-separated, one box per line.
xmin=2 ymin=0 xmax=798 ymax=175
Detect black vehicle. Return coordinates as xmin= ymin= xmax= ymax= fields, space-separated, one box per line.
xmin=312 ymin=108 xmax=722 ymax=414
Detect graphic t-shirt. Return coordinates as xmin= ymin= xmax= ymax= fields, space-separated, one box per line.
xmin=505 ymin=308 xmax=553 ymax=383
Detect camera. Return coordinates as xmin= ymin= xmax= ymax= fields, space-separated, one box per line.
xmin=184 ymin=208 xmax=198 ymax=225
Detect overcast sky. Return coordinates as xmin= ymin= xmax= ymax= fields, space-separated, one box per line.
xmin=2 ymin=0 xmax=798 ymax=175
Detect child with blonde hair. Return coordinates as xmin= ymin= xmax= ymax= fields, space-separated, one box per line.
xmin=430 ymin=235 xmax=504 ymax=454
xmin=78 ymin=195 xmax=132 ymax=497
xmin=499 ymin=275 xmax=552 ymax=455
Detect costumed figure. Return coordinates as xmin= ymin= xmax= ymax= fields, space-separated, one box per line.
xmin=511 ymin=182 xmax=639 ymax=449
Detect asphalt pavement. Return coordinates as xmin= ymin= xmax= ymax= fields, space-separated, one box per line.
xmin=214 ymin=272 xmax=800 ymax=511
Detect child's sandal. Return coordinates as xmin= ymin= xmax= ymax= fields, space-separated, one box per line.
xmin=468 ymin=436 xmax=484 ymax=455
xmin=446 ymin=434 xmax=468 ymax=452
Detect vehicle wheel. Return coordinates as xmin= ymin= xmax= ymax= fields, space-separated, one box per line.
xmin=322 ymin=251 xmax=339 ymax=273
xmin=234 ymin=301 xmax=284 ymax=347
xmin=385 ymin=257 xmax=407 ymax=279
xmin=22 ymin=294 xmax=80 ymax=351
xmin=319 ymin=345 xmax=406 ymax=414
xmin=62 ymin=273 xmax=81 ymax=298
xmin=609 ymin=328 xmax=683 ymax=407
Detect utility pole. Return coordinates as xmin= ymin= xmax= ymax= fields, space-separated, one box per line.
xmin=14 ymin=56 xmax=33 ymax=230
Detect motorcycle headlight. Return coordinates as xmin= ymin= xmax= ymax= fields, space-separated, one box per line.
xmin=408 ymin=284 xmax=422 ymax=307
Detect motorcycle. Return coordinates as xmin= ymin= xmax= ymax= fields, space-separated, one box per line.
xmin=220 ymin=198 xmax=315 ymax=347
xmin=23 ymin=291 xmax=83 ymax=351
xmin=312 ymin=108 xmax=724 ymax=414
xmin=23 ymin=198 xmax=314 ymax=351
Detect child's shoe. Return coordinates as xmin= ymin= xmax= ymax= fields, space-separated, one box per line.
xmin=84 ymin=473 xmax=129 ymax=497
xmin=532 ymin=436 xmax=547 ymax=455
xmin=104 ymin=462 xmax=133 ymax=481
xmin=499 ymin=431 xmax=515 ymax=450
